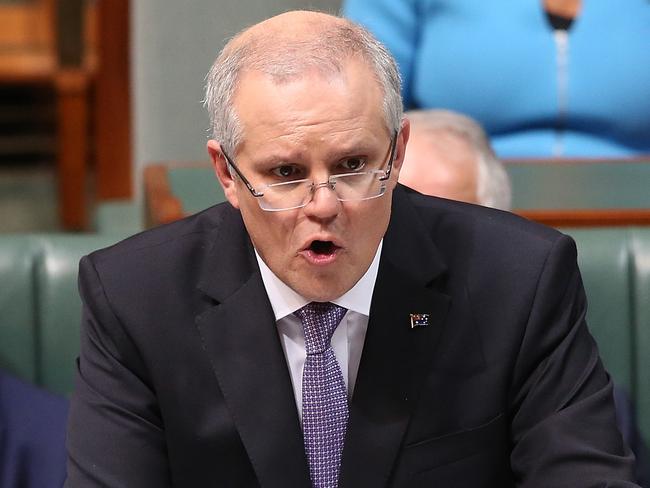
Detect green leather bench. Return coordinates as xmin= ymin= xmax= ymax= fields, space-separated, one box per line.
xmin=507 ymin=160 xmax=650 ymax=210
xmin=504 ymin=159 xmax=650 ymax=227
xmin=93 ymin=199 xmax=144 ymax=234
xmin=144 ymin=160 xmax=650 ymax=228
xmin=0 ymin=234 xmax=121 ymax=396
xmin=568 ymin=227 xmax=650 ymax=447
xmin=0 ymin=228 xmax=649 ymax=446
xmin=157 ymin=160 xmax=650 ymax=213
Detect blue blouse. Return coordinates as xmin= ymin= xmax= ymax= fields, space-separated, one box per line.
xmin=344 ymin=0 xmax=650 ymax=157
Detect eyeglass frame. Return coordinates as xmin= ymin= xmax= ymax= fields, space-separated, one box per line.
xmin=219 ymin=130 xmax=399 ymax=210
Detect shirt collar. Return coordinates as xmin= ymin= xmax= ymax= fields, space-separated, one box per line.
xmin=255 ymin=240 xmax=383 ymax=321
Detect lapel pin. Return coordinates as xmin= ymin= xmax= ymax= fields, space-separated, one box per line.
xmin=410 ymin=313 xmax=430 ymax=329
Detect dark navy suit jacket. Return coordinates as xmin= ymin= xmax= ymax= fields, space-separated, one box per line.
xmin=0 ymin=371 xmax=68 ymax=488
xmin=66 ymin=186 xmax=639 ymax=486
xmin=614 ymin=385 xmax=650 ymax=486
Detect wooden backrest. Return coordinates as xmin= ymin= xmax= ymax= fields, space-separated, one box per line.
xmin=0 ymin=0 xmax=96 ymax=80
xmin=0 ymin=0 xmax=55 ymax=48
xmin=0 ymin=0 xmax=57 ymax=80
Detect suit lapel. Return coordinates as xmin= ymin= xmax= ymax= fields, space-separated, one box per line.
xmin=196 ymin=206 xmax=310 ymax=488
xmin=194 ymin=189 xmax=453 ymax=488
xmin=340 ymin=187 xmax=451 ymax=488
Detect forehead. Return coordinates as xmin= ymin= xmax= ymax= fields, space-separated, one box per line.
xmin=232 ymin=59 xmax=388 ymax=153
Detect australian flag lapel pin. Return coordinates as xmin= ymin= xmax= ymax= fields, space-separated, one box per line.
xmin=410 ymin=313 xmax=429 ymax=329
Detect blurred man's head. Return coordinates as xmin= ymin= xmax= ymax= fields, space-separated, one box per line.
xmin=205 ymin=11 xmax=410 ymax=301
xmin=399 ymin=110 xmax=511 ymax=210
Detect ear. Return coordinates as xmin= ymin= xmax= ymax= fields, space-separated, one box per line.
xmin=207 ymin=139 xmax=240 ymax=209
xmin=391 ymin=117 xmax=411 ymax=177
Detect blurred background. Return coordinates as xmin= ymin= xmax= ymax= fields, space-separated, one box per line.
xmin=2 ymin=0 xmax=648 ymax=233
xmin=0 ymin=1 xmax=648 ymax=484
xmin=0 ymin=0 xmax=343 ymax=233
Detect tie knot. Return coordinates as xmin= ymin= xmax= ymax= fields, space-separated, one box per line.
xmin=294 ymin=302 xmax=347 ymax=355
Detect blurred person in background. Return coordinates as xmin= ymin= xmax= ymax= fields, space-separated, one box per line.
xmin=344 ymin=0 xmax=650 ymax=158
xmin=399 ymin=109 xmax=511 ymax=210
xmin=0 ymin=369 xmax=68 ymax=488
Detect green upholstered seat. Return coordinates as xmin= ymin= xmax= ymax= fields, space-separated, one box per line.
xmin=508 ymin=161 xmax=650 ymax=210
xmin=93 ymin=199 xmax=144 ymax=234
xmin=567 ymin=229 xmax=635 ymax=392
xmin=564 ymin=227 xmax=650 ymax=447
xmin=162 ymin=161 xmax=650 ymax=215
xmin=168 ymin=165 xmax=225 ymax=215
xmin=0 ymin=234 xmax=122 ymax=396
xmin=0 ymin=227 xmax=648 ymax=446
xmin=631 ymin=228 xmax=650 ymax=445
xmin=0 ymin=236 xmax=38 ymax=383
xmin=36 ymin=235 xmax=120 ymax=395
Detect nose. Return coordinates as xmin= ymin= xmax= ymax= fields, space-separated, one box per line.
xmin=303 ymin=181 xmax=340 ymax=221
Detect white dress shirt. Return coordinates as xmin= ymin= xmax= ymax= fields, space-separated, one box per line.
xmin=255 ymin=241 xmax=382 ymax=421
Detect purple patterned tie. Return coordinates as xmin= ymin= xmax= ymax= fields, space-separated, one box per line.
xmin=295 ymin=302 xmax=348 ymax=488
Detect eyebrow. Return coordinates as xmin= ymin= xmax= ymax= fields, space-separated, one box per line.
xmin=245 ymin=138 xmax=382 ymax=168
xmin=248 ymin=152 xmax=302 ymax=168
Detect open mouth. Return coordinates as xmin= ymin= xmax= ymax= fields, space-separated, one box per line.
xmin=301 ymin=239 xmax=341 ymax=265
xmin=310 ymin=240 xmax=337 ymax=255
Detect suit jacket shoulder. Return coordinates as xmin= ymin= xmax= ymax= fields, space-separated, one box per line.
xmin=370 ymin=186 xmax=637 ymax=486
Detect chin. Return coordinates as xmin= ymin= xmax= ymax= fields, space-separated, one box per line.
xmin=299 ymin=288 xmax=340 ymax=303
xmin=295 ymin=278 xmax=349 ymax=303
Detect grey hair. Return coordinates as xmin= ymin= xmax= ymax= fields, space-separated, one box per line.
xmin=204 ymin=14 xmax=402 ymax=155
xmin=405 ymin=109 xmax=512 ymax=210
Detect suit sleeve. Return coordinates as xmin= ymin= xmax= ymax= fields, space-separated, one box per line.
xmin=65 ymin=256 xmax=172 ymax=487
xmin=508 ymin=234 xmax=639 ymax=486
xmin=342 ymin=0 xmax=420 ymax=109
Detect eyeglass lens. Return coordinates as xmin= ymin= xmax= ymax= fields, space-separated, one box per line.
xmin=258 ymin=171 xmax=386 ymax=211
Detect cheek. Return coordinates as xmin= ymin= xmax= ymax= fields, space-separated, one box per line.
xmin=241 ymin=208 xmax=297 ymax=258
xmin=349 ymin=199 xmax=392 ymax=248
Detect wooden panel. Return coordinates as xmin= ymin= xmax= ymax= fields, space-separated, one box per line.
xmin=0 ymin=0 xmax=97 ymax=230
xmin=83 ymin=0 xmax=98 ymax=71
xmin=0 ymin=52 xmax=56 ymax=81
xmin=517 ymin=209 xmax=650 ymax=228
xmin=0 ymin=0 xmax=56 ymax=80
xmin=55 ymin=69 xmax=89 ymax=229
xmin=95 ymin=0 xmax=132 ymax=199
xmin=0 ymin=1 xmax=55 ymax=48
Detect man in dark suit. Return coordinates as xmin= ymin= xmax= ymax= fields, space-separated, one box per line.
xmin=65 ymin=10 xmax=638 ymax=487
